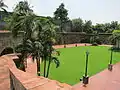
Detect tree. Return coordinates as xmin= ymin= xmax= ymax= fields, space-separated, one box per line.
xmin=6 ymin=1 xmax=35 ymax=72
xmin=8 ymin=1 xmax=35 ymax=38
xmin=46 ymin=55 xmax=60 ymax=78
xmin=0 ymin=0 xmax=8 ymax=28
xmin=72 ymin=18 xmax=83 ymax=32
xmin=7 ymin=1 xmax=36 ymax=70
xmin=83 ymin=20 xmax=93 ymax=33
xmin=109 ymin=30 xmax=120 ymax=45
xmin=39 ymin=18 xmax=59 ymax=77
xmin=15 ymin=39 xmax=43 ymax=76
xmin=0 ymin=0 xmax=7 ymax=12
xmin=54 ymin=3 xmax=69 ymax=32
xmin=104 ymin=23 xmax=111 ymax=33
xmin=6 ymin=1 xmax=60 ymax=77
xmin=93 ymin=23 xmax=105 ymax=33
xmin=110 ymin=21 xmax=119 ymax=30
xmin=28 ymin=19 xmax=44 ymax=76
xmin=54 ymin=3 xmax=69 ymax=45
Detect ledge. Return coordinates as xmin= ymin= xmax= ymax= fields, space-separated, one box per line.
xmin=0 ymin=55 xmax=72 ymax=90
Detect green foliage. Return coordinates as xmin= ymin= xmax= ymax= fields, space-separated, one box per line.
xmin=0 ymin=0 xmax=8 ymax=12
xmin=52 ymin=57 xmax=60 ymax=68
xmin=71 ymin=19 xmax=93 ymax=33
xmin=112 ymin=30 xmax=120 ymax=34
xmin=93 ymin=21 xmax=120 ymax=33
xmin=6 ymin=1 xmax=35 ymax=38
xmin=83 ymin=20 xmax=93 ymax=33
xmin=109 ymin=30 xmax=120 ymax=45
xmin=54 ymin=3 xmax=69 ymax=32
xmin=72 ymin=18 xmax=83 ymax=32
xmin=7 ymin=1 xmax=60 ymax=77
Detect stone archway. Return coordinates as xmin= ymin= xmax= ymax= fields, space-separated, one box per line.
xmin=0 ymin=47 xmax=14 ymax=56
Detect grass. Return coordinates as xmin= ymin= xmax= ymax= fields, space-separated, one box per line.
xmin=41 ymin=46 xmax=120 ymax=85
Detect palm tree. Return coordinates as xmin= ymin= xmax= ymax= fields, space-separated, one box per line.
xmin=46 ymin=57 xmax=60 ymax=78
xmin=15 ymin=39 xmax=43 ymax=76
xmin=15 ymin=39 xmax=32 ymax=71
xmin=39 ymin=19 xmax=57 ymax=77
xmin=30 ymin=19 xmax=43 ymax=76
xmin=8 ymin=1 xmax=35 ymax=38
xmin=7 ymin=1 xmax=60 ymax=77
xmin=28 ymin=40 xmax=43 ymax=76
xmin=0 ymin=0 xmax=8 ymax=11
xmin=6 ymin=1 xmax=35 ymax=71
xmin=46 ymin=46 xmax=60 ymax=77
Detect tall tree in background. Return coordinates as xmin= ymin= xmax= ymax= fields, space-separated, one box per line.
xmin=54 ymin=3 xmax=69 ymax=32
xmin=110 ymin=21 xmax=119 ymax=30
xmin=104 ymin=23 xmax=111 ymax=33
xmin=83 ymin=20 xmax=93 ymax=33
xmin=0 ymin=0 xmax=7 ymax=12
xmin=54 ymin=3 xmax=69 ymax=45
xmin=72 ymin=18 xmax=84 ymax=32
xmin=0 ymin=0 xmax=8 ymax=28
xmin=93 ymin=23 xmax=105 ymax=33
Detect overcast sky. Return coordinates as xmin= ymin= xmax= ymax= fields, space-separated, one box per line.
xmin=4 ymin=0 xmax=120 ymax=24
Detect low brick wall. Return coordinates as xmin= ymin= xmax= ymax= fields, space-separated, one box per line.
xmin=10 ymin=70 xmax=26 ymax=90
xmin=0 ymin=55 xmax=72 ymax=90
xmin=0 ymin=31 xmax=112 ymax=53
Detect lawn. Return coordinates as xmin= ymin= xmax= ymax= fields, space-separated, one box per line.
xmin=41 ymin=46 xmax=120 ymax=85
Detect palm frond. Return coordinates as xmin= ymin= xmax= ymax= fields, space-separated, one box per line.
xmin=51 ymin=57 xmax=60 ymax=68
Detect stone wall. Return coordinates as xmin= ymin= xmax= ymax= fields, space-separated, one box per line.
xmin=56 ymin=32 xmax=112 ymax=45
xmin=0 ymin=31 xmax=112 ymax=53
xmin=10 ymin=70 xmax=26 ymax=90
xmin=0 ymin=31 xmax=23 ymax=53
xmin=56 ymin=33 xmax=88 ymax=44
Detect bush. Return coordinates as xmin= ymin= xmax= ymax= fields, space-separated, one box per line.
xmin=92 ymin=42 xmax=98 ymax=46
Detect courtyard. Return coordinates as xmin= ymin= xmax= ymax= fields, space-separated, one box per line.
xmin=40 ymin=45 xmax=120 ymax=85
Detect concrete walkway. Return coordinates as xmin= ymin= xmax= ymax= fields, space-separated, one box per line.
xmin=72 ymin=62 xmax=120 ymax=90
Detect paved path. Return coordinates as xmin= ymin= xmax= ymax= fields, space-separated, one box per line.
xmin=72 ymin=62 xmax=120 ymax=90
xmin=53 ymin=43 xmax=92 ymax=49
xmin=53 ymin=43 xmax=112 ymax=49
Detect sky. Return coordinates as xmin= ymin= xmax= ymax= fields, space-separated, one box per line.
xmin=3 ymin=0 xmax=120 ymax=25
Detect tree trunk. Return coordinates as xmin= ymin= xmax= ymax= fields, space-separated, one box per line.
xmin=118 ymin=39 xmax=120 ymax=49
xmin=24 ymin=53 xmax=27 ymax=68
xmin=43 ymin=56 xmax=47 ymax=77
xmin=37 ymin=57 xmax=40 ymax=76
xmin=60 ymin=20 xmax=64 ymax=44
xmin=46 ymin=56 xmax=51 ymax=78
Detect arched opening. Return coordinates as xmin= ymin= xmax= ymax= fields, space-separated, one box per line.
xmin=0 ymin=47 xmax=14 ymax=56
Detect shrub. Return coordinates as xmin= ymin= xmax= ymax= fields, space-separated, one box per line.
xmin=92 ymin=42 xmax=98 ymax=46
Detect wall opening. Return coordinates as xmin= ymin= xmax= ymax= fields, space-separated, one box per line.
xmin=0 ymin=47 xmax=14 ymax=56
